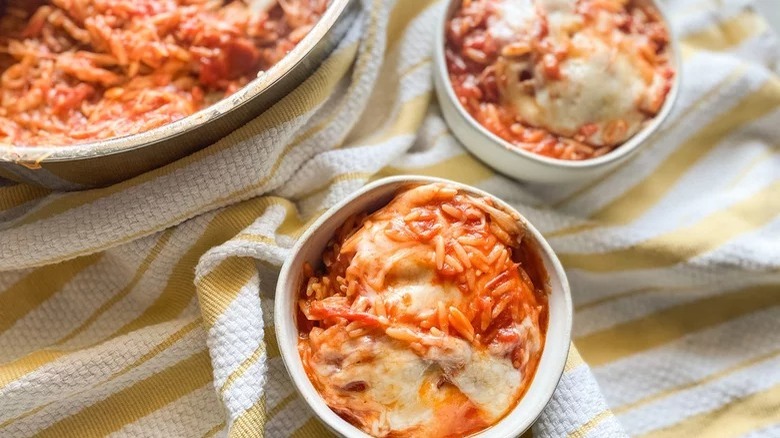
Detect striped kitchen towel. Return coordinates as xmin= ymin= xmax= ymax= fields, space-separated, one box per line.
xmin=0 ymin=0 xmax=778 ymax=436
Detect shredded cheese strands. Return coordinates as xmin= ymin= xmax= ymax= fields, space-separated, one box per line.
xmin=297 ymin=183 xmax=547 ymax=437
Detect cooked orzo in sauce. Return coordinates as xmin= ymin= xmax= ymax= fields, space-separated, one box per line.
xmin=445 ymin=0 xmax=674 ymax=160
xmin=297 ymin=183 xmax=549 ymax=437
xmin=0 ymin=0 xmax=326 ymax=146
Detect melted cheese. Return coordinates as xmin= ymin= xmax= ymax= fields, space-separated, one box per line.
xmin=448 ymin=351 xmax=522 ymax=420
xmin=300 ymin=184 xmax=547 ymax=437
xmin=245 ymin=0 xmax=277 ymax=14
xmin=308 ymin=326 xmax=532 ymax=434
xmin=488 ymin=0 xmax=536 ymax=42
xmin=489 ymin=0 xmax=581 ymax=42
xmin=383 ymin=260 xmax=464 ymax=316
xmin=489 ymin=0 xmax=656 ymax=146
xmin=542 ymin=0 xmax=582 ymax=33
xmin=306 ymin=327 xmax=435 ymax=435
xmin=505 ymin=33 xmax=647 ymax=145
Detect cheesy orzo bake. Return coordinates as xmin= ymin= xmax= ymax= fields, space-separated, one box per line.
xmin=445 ymin=0 xmax=674 ymax=160
xmin=0 ymin=0 xmax=326 ymax=146
xmin=297 ymin=183 xmax=549 ymax=437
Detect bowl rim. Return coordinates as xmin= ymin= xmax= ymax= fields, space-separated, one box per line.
xmin=275 ymin=175 xmax=573 ymax=438
xmin=0 ymin=0 xmax=354 ymax=164
xmin=432 ymin=0 xmax=681 ymax=170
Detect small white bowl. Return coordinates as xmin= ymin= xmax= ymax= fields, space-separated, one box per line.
xmin=275 ymin=176 xmax=573 ymax=438
xmin=433 ymin=0 xmax=681 ymax=183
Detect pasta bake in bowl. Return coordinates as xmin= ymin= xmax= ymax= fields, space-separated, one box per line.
xmin=276 ymin=176 xmax=572 ymax=437
xmin=0 ymin=0 xmax=358 ymax=188
xmin=434 ymin=0 xmax=680 ymax=182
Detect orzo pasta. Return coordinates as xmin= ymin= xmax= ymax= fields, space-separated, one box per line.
xmin=0 ymin=0 xmax=327 ymax=146
xmin=297 ymin=183 xmax=549 ymax=437
xmin=445 ymin=0 xmax=674 ymax=160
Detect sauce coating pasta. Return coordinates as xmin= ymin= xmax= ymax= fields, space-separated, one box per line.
xmin=446 ymin=0 xmax=674 ymax=160
xmin=0 ymin=0 xmax=326 ymax=146
xmin=298 ymin=183 xmax=549 ymax=437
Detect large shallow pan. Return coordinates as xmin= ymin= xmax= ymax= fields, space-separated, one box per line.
xmin=0 ymin=0 xmax=359 ymax=190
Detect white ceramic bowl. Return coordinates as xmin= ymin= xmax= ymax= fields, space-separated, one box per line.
xmin=433 ymin=0 xmax=681 ymax=183
xmin=275 ymin=176 xmax=573 ymax=438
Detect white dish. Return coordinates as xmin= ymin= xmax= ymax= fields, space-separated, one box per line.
xmin=275 ymin=176 xmax=573 ymax=437
xmin=432 ymin=0 xmax=681 ymax=183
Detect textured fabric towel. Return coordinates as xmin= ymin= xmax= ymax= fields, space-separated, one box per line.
xmin=0 ymin=0 xmax=778 ymax=436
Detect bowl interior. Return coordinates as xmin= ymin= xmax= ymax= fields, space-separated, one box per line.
xmin=433 ymin=0 xmax=681 ymax=170
xmin=275 ymin=176 xmax=572 ymax=438
xmin=0 ymin=0 xmax=354 ymax=163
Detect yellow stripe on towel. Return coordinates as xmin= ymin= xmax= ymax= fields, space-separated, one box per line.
xmin=643 ymin=382 xmax=780 ymax=438
xmin=589 ymin=79 xmax=780 ymax=226
xmin=0 ymin=253 xmax=102 ymax=335
xmin=0 ymin=184 xmax=51 ymax=212
xmin=33 ymin=350 xmax=213 ymax=438
xmin=229 ymin=397 xmax=267 ymax=438
xmin=559 ymin=180 xmax=780 ymax=272
xmin=576 ymin=283 xmax=780 ymax=366
xmin=683 ymin=10 xmax=768 ymax=53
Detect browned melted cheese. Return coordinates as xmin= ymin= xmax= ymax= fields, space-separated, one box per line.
xmin=298 ymin=183 xmax=548 ymax=437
